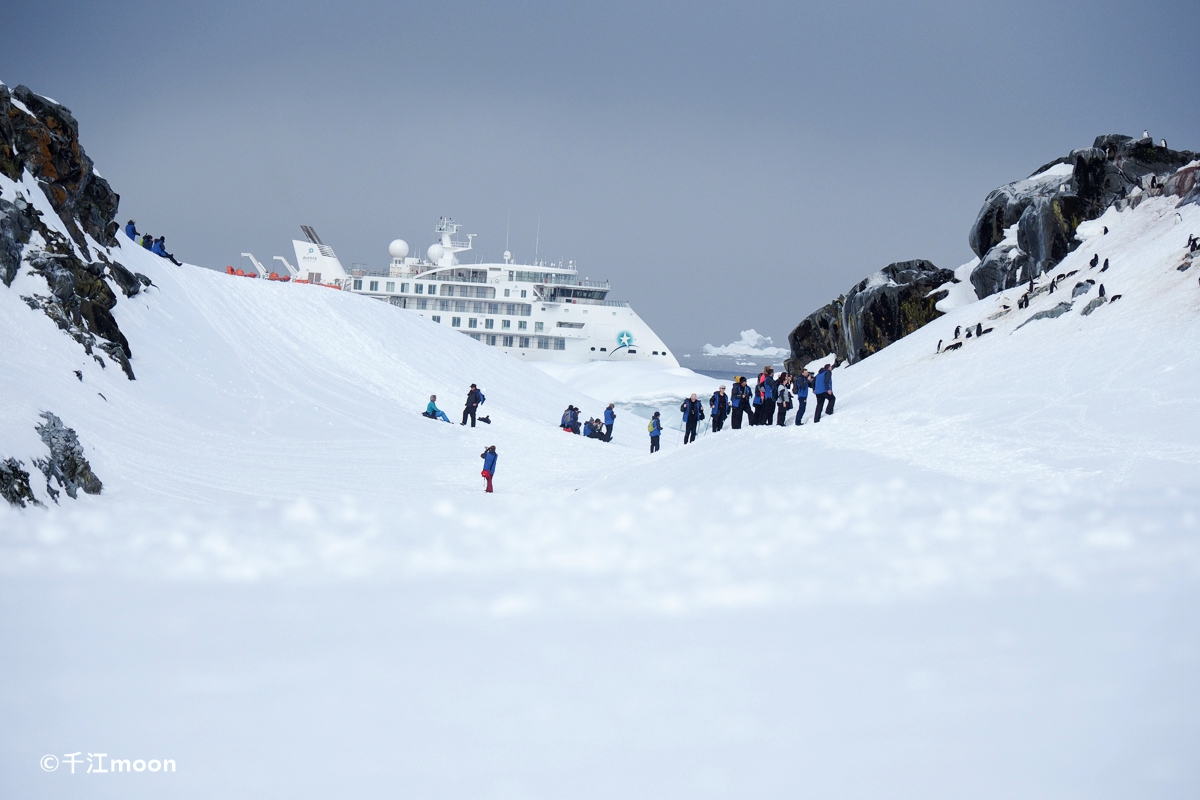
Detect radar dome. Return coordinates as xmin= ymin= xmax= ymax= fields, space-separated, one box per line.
xmin=388 ymin=239 xmax=409 ymax=259
xmin=503 ymin=250 xmax=512 ymax=262
xmin=427 ymin=243 xmax=444 ymax=263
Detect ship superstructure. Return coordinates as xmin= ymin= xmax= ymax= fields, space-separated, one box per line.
xmin=282 ymin=219 xmax=679 ymax=366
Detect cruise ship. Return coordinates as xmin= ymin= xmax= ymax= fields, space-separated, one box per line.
xmin=275 ymin=218 xmax=679 ymax=366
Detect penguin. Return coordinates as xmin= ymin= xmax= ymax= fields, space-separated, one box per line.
xmin=937 ymin=339 xmax=942 ymax=353
xmin=1151 ymin=175 xmax=1158 ymax=188
xmin=1101 ymin=258 xmax=1109 ymax=272
xmin=1099 ymin=284 xmax=1106 ymax=298
xmin=1143 ymin=129 xmax=1150 ymax=140
xmin=954 ymin=325 xmax=961 ymax=339
xmin=1161 ymin=139 xmax=1167 ymax=148
xmin=1049 ymin=280 xmax=1055 ymax=294
xmin=1089 ymin=254 xmax=1099 ymax=268
xmin=966 ymin=330 xmax=973 ymax=339
xmin=976 ymin=323 xmax=983 ymax=337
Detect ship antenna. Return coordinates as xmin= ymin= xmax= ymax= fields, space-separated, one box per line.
xmin=534 ymin=215 xmax=540 ymax=265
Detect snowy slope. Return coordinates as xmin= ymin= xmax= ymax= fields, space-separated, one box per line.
xmin=2 ymin=165 xmax=1200 ymax=797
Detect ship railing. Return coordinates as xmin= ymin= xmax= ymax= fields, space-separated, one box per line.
xmin=542 ymin=297 xmax=630 ymax=307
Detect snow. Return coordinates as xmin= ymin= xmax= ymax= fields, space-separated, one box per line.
xmin=2 ymin=161 xmax=1200 ymax=798
xmin=702 ymin=328 xmax=789 ymax=358
xmin=934 ymin=257 xmax=981 ymax=312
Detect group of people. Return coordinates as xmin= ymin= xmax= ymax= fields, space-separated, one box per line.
xmin=424 ymin=385 xmax=491 ymax=425
xmin=656 ymin=363 xmax=837 ymax=452
xmin=125 ymin=220 xmax=182 ymax=266
xmin=560 ymin=404 xmax=617 ymax=441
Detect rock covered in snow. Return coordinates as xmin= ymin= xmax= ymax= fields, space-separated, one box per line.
xmin=0 ymin=456 xmax=41 ymax=508
xmin=968 ymin=135 xmax=1199 ymax=297
xmin=31 ymin=411 xmax=101 ymax=501
xmin=785 ymin=259 xmax=954 ymax=371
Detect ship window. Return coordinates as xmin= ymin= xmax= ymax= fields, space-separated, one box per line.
xmin=504 ymin=289 xmax=510 ymax=297
xmin=457 ymin=286 xmax=469 ymax=297
xmin=415 ymin=284 xmax=423 ymax=294
xmin=535 ymin=322 xmax=544 ymax=332
xmin=520 ymin=290 xmax=527 ymax=298
xmin=452 ymin=317 xmax=461 ymax=327
xmin=353 ymin=279 xmax=363 ymax=290
xmin=440 ymin=285 xmax=453 ymax=296
xmin=484 ymin=319 xmax=494 ymax=330
xmin=502 ymin=335 xmax=514 ymax=347
xmin=556 ymin=322 xmax=584 ymax=329
xmin=487 ymin=303 xmax=500 ymax=315
xmin=508 ymin=271 xmax=514 ymax=281
xmin=486 ymin=335 xmax=498 ymax=346
xmin=369 ymin=280 xmax=379 ymax=291
xmin=590 ymin=347 xmax=595 ymax=351
xmin=519 ymin=337 xmax=530 ymax=348
xmin=518 ymin=321 xmax=527 ymax=330
xmin=416 ymin=298 xmax=427 ymax=310
xmin=627 ymin=349 xmax=636 ymax=354
xmin=468 ymin=318 xmax=477 ymax=328
xmin=428 ymin=284 xmax=437 ymax=294
xmin=469 ymin=333 xmax=482 ymax=341
xmin=400 ymin=283 xmax=409 ymax=293
xmin=554 ymin=338 xmax=566 ymax=351
xmin=386 ymin=281 xmax=394 ymax=292
xmin=652 ymin=351 xmax=658 ymax=355
xmin=439 ymin=299 xmax=451 ymax=311
xmin=432 ymin=315 xmax=441 ymax=323
xmin=537 ymin=337 xmax=550 ymax=350
xmin=501 ymin=319 xmax=511 ymax=329
xmin=600 ymin=347 xmax=607 ymax=351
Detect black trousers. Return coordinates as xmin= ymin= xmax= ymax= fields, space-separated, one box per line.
xmin=604 ymin=423 xmax=614 ymax=442
xmin=760 ymin=399 xmax=776 ymax=426
xmin=462 ymin=405 xmax=477 ymax=426
xmin=776 ymin=403 xmax=790 ymax=426
xmin=794 ymin=396 xmax=807 ymax=425
xmin=814 ymin=392 xmax=835 ymax=422
xmin=683 ymin=420 xmax=698 ymax=444
xmin=731 ymin=406 xmax=744 ymax=429
xmin=650 ymin=435 xmax=660 ymax=453
xmin=712 ymin=412 xmax=725 ymax=432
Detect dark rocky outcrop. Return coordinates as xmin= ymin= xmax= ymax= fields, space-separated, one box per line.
xmin=785 ymin=260 xmax=954 ymax=372
xmin=32 ymin=411 xmax=102 ymax=502
xmin=0 ymin=457 xmax=42 ymax=508
xmin=1 ymin=83 xmax=138 ymax=378
xmin=1 ymin=84 xmax=120 ymax=249
xmin=968 ymin=135 xmax=1199 ymax=297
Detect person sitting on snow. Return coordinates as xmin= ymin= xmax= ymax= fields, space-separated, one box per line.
xmin=424 ymin=395 xmax=451 ymax=422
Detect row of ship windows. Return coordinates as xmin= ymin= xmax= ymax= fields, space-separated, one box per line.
xmin=458 ymin=332 xmax=566 ymax=350
xmin=388 ymin=297 xmax=533 ymax=316
xmin=421 ymin=315 xmax=559 ymax=332
xmin=355 ymin=279 xmax=533 ymax=301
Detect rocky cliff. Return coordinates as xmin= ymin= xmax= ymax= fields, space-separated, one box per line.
xmin=968 ymin=134 xmax=1198 ymax=297
xmin=785 ymin=260 xmax=955 ymax=372
xmin=1 ymin=82 xmax=140 ymax=379
xmin=785 ymin=134 xmax=1199 ymax=372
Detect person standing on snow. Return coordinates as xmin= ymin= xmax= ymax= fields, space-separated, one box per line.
xmin=462 ymin=383 xmax=483 ymax=427
xmin=794 ymin=368 xmax=813 ymax=425
xmin=775 ymin=373 xmax=793 ymax=426
xmin=648 ymin=411 xmax=662 ymax=453
xmin=731 ymin=377 xmax=750 ymax=429
xmin=756 ymin=366 xmax=777 ymax=427
xmin=813 ymin=364 xmax=836 ymax=423
xmin=480 ymin=445 xmax=498 ymax=493
xmin=680 ymin=393 xmax=705 ymax=444
xmin=710 ymin=385 xmax=729 ymax=432
xmin=603 ymin=403 xmax=616 ymax=442
xmin=125 ymin=220 xmax=138 ymax=241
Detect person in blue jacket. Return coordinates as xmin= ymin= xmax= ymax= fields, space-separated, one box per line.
xmin=480 ymin=445 xmax=498 ymax=493
xmin=730 ymin=377 xmax=750 ymax=429
xmin=425 ymin=395 xmax=451 ymax=422
xmin=813 ymin=364 xmax=836 ymax=422
xmin=603 ymin=403 xmax=616 ymax=442
xmin=794 ymin=368 xmax=812 ymax=425
xmin=648 ymin=411 xmax=662 ymax=453
xmin=755 ymin=367 xmax=777 ymax=426
xmin=680 ymin=393 xmax=705 ymax=444
xmin=125 ymin=220 xmax=138 ymax=241
xmin=710 ymin=386 xmax=729 ymax=432
xmin=141 ymin=232 xmax=154 ymax=250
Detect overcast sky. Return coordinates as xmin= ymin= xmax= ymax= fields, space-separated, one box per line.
xmin=3 ymin=0 xmax=1197 ymax=352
